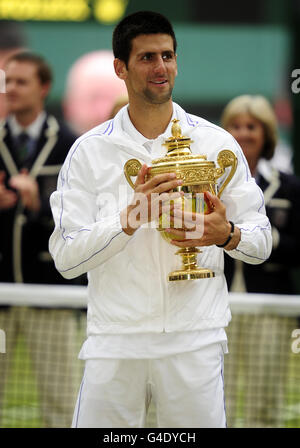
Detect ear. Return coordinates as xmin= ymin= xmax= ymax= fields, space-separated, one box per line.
xmin=175 ymin=53 xmax=178 ymax=78
xmin=114 ymin=58 xmax=127 ymax=81
xmin=41 ymin=82 xmax=51 ymax=99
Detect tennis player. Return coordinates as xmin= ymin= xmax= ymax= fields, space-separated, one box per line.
xmin=49 ymin=11 xmax=272 ymax=428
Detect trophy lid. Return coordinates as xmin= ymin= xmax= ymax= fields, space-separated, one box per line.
xmin=163 ymin=119 xmax=193 ymax=156
xmin=151 ymin=119 xmax=208 ymax=167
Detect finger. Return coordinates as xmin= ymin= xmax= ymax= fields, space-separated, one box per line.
xmin=134 ymin=164 xmax=148 ymax=188
xmin=173 ymin=208 xmax=204 ymax=229
xmin=9 ymin=176 xmax=24 ymax=189
xmin=145 ymin=172 xmax=180 ymax=190
xmin=152 ymin=178 xmax=182 ymax=194
xmin=10 ymin=175 xmax=35 ymax=189
xmin=164 ymin=228 xmax=186 ymax=237
xmin=170 ymin=239 xmax=202 ymax=248
xmin=204 ymin=191 xmax=223 ymax=210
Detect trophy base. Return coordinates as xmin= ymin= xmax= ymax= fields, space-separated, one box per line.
xmin=168 ymin=268 xmax=215 ymax=282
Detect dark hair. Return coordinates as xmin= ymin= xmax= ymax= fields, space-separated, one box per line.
xmin=112 ymin=11 xmax=177 ymax=67
xmin=5 ymin=51 xmax=52 ymax=85
xmin=0 ymin=21 xmax=27 ymax=49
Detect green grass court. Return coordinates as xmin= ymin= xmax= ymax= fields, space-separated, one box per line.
xmin=1 ymin=328 xmax=300 ymax=428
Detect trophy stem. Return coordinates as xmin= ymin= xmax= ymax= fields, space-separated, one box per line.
xmin=178 ymin=247 xmax=200 ymax=270
xmin=168 ymin=247 xmax=215 ymax=282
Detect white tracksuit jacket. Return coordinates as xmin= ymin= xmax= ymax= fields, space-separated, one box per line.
xmin=49 ymin=103 xmax=272 ymax=336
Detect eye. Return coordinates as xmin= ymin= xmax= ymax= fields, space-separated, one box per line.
xmin=229 ymin=123 xmax=239 ymax=130
xmin=162 ymin=52 xmax=174 ymax=60
xmin=142 ymin=53 xmax=153 ymax=61
xmin=17 ymin=79 xmax=27 ymax=86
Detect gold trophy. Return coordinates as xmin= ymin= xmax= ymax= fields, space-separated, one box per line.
xmin=124 ymin=119 xmax=237 ymax=281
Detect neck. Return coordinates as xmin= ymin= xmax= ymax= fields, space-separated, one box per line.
xmin=128 ymin=100 xmax=173 ymax=139
xmin=14 ymin=107 xmax=43 ymax=128
xmin=249 ymin=160 xmax=258 ymax=177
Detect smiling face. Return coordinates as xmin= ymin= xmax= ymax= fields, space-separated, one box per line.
xmin=114 ymin=33 xmax=177 ymax=107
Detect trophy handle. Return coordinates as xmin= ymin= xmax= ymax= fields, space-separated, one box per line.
xmin=215 ymin=150 xmax=237 ymax=198
xmin=124 ymin=159 xmax=142 ymax=189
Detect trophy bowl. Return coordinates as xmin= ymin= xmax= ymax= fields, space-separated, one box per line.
xmin=124 ymin=119 xmax=237 ymax=281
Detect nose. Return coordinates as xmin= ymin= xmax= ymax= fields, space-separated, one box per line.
xmin=153 ymin=55 xmax=166 ymax=74
xmin=240 ymin=127 xmax=252 ymax=139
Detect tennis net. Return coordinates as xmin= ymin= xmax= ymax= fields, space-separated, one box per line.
xmin=0 ymin=283 xmax=299 ymax=428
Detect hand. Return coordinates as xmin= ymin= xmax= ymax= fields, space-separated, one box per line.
xmin=9 ymin=169 xmax=41 ymax=212
xmin=164 ymin=191 xmax=233 ymax=248
xmin=120 ymin=164 xmax=183 ymax=235
xmin=0 ymin=171 xmax=18 ymax=210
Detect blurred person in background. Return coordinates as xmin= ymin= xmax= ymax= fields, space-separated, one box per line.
xmin=221 ymin=94 xmax=300 ymax=427
xmin=63 ymin=50 xmax=128 ymax=136
xmin=268 ymin=96 xmax=294 ymax=174
xmin=0 ymin=51 xmax=79 ymax=427
xmin=108 ymin=94 xmax=128 ymax=119
xmin=0 ymin=21 xmax=27 ymax=119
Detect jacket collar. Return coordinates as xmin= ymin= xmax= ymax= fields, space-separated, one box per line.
xmin=88 ymin=102 xmax=206 ymax=161
xmin=257 ymin=159 xmax=281 ymax=204
xmin=0 ymin=114 xmax=59 ymax=178
xmin=7 ymin=111 xmax=47 ymax=140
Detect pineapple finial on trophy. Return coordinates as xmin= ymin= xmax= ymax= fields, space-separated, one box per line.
xmin=163 ymin=119 xmax=193 ymax=156
xmin=171 ymin=118 xmax=182 ymax=138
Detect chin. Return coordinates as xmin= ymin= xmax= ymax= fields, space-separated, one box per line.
xmin=146 ymin=92 xmax=172 ymax=105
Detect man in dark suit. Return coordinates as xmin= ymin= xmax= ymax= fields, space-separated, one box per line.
xmin=0 ymin=52 xmax=81 ymax=427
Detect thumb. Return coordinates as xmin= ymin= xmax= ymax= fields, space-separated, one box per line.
xmin=204 ymin=190 xmax=223 ymax=210
xmin=134 ymin=164 xmax=148 ymax=187
xmin=20 ymin=168 xmax=29 ymax=175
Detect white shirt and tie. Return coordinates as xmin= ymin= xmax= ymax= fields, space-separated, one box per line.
xmin=8 ymin=111 xmax=46 ymax=162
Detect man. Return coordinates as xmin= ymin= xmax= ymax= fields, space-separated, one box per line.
xmin=0 ymin=52 xmax=80 ymax=427
xmin=49 ymin=11 xmax=272 ymax=428
xmin=63 ymin=50 xmax=128 ymax=135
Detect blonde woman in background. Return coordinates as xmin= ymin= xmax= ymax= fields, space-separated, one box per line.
xmin=221 ymin=95 xmax=300 ymax=427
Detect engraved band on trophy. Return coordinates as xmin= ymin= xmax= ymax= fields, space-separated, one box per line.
xmin=124 ymin=119 xmax=237 ymax=282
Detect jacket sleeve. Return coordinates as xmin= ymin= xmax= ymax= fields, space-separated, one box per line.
xmin=48 ymin=139 xmax=132 ymax=279
xmin=220 ymin=138 xmax=272 ymax=265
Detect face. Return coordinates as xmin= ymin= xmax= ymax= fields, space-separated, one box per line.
xmin=65 ymin=76 xmax=127 ymax=134
xmin=5 ymin=61 xmax=49 ymax=115
xmin=64 ymin=53 xmax=128 ymax=134
xmin=115 ymin=33 xmax=177 ymax=106
xmin=226 ymin=112 xmax=265 ymax=169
